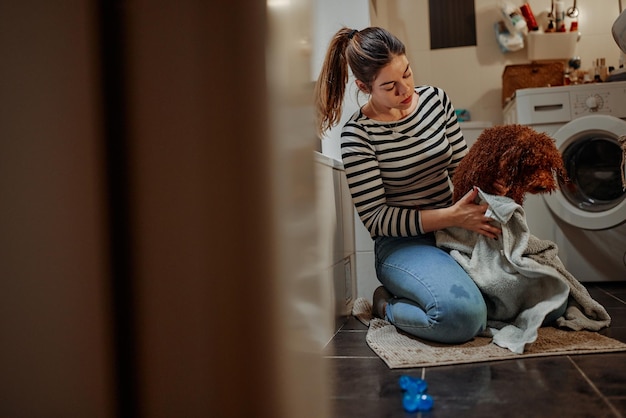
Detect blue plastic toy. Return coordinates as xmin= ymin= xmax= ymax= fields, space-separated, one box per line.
xmin=398 ymin=375 xmax=427 ymax=393
xmin=399 ymin=375 xmax=434 ymax=412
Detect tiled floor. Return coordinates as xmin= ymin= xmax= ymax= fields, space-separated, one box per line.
xmin=325 ymin=282 xmax=626 ymax=418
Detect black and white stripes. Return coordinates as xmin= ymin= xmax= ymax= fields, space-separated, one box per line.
xmin=341 ymin=86 xmax=467 ymax=238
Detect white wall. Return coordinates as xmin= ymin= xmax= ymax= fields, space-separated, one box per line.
xmin=313 ymin=0 xmax=371 ymax=160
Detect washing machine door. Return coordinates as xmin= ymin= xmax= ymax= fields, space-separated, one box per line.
xmin=544 ymin=115 xmax=626 ymax=230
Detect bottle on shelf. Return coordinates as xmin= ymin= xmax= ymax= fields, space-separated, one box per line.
xmin=555 ymin=1 xmax=566 ymax=32
xmin=519 ymin=3 xmax=538 ymax=31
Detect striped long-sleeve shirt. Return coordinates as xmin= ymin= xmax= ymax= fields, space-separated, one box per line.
xmin=340 ymin=86 xmax=467 ymax=238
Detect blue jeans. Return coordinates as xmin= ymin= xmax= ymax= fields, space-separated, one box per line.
xmin=375 ymin=234 xmax=487 ymax=344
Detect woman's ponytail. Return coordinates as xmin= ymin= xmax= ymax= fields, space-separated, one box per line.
xmin=314 ymin=28 xmax=355 ymax=137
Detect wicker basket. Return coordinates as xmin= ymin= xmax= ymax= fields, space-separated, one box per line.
xmin=502 ymin=62 xmax=564 ymax=107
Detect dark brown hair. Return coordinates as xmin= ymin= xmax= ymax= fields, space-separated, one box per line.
xmin=314 ymin=27 xmax=406 ymax=136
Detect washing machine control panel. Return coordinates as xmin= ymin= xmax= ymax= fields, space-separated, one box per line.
xmin=572 ymin=91 xmax=610 ymax=115
xmin=571 ymin=84 xmax=626 ymax=117
xmin=584 ymin=94 xmax=603 ymax=111
xmin=505 ymin=80 xmax=626 ymax=125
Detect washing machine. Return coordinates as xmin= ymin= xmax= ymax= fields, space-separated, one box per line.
xmin=503 ymin=80 xmax=626 ymax=282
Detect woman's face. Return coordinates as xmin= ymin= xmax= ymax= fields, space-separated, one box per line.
xmin=365 ymin=54 xmax=415 ymax=111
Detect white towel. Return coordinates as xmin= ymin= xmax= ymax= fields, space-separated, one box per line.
xmin=435 ymin=189 xmax=610 ymax=354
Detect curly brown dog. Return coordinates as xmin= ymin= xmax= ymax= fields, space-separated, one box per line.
xmin=453 ymin=124 xmax=567 ymax=205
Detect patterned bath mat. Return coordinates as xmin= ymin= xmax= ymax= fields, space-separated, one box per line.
xmin=352 ymin=297 xmax=626 ymax=369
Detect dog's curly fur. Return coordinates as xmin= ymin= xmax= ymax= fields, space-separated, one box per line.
xmin=452 ymin=124 xmax=567 ymax=205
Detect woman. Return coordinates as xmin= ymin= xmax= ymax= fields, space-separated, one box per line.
xmin=315 ymin=27 xmax=502 ymax=344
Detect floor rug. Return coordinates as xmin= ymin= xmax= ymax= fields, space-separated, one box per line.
xmin=352 ymin=297 xmax=626 ymax=369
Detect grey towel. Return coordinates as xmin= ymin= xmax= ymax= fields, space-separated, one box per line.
xmin=435 ymin=189 xmax=610 ymax=354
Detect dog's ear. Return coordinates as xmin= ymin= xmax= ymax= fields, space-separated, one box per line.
xmin=551 ymin=148 xmax=569 ymax=187
xmin=499 ymin=146 xmax=533 ymax=204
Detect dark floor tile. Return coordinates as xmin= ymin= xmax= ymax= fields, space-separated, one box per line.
xmin=324 ymin=330 xmax=373 ymax=357
xmin=571 ymin=353 xmax=626 ymax=397
xmin=593 ymin=282 xmax=626 ymax=304
xmin=331 ymin=398 xmax=405 ymax=418
xmin=327 ymin=282 xmax=626 ymax=418
xmin=422 ymin=357 xmax=616 ymax=418
xmin=334 ymin=315 xmax=350 ymax=333
xmin=594 ymin=282 xmax=626 ymax=292
xmin=606 ymin=307 xmax=626 ymax=327
xmin=327 ymin=356 xmax=406 ymax=400
xmin=328 ymin=357 xmax=429 ymax=417
xmin=609 ymin=397 xmax=626 ymax=416
xmin=341 ymin=316 xmax=369 ymax=331
xmin=611 ymin=291 xmax=626 ymax=305
xmin=599 ymin=325 xmax=626 ymax=343
xmin=330 ymin=356 xmax=619 ymax=417
xmin=585 ymin=285 xmax=626 ymax=308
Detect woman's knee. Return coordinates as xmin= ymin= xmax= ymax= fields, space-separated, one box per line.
xmin=438 ymin=300 xmax=487 ymax=343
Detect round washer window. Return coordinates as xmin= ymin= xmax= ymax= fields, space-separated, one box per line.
xmin=560 ymin=135 xmax=626 ymax=213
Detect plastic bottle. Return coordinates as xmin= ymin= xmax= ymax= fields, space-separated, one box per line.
xmin=555 ymin=1 xmax=566 ymax=32
xmin=593 ymin=59 xmax=603 ymax=83
xmin=519 ymin=3 xmax=538 ymax=31
xmin=500 ymin=1 xmax=528 ymax=35
xmin=599 ymin=58 xmax=608 ymax=82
